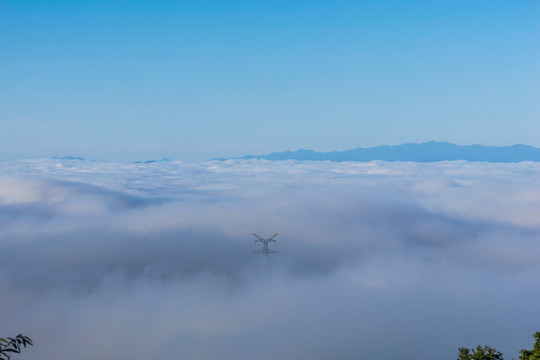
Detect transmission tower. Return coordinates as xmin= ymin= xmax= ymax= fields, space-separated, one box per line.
xmin=253 ymin=233 xmax=278 ymax=255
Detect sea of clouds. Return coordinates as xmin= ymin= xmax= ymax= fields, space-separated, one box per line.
xmin=0 ymin=158 xmax=539 ymax=360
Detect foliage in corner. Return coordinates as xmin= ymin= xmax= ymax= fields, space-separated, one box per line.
xmin=457 ymin=345 xmax=504 ymax=360
xmin=0 ymin=335 xmax=33 ymax=360
xmin=520 ymin=332 xmax=540 ymax=360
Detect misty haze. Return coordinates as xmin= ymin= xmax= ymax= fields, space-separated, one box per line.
xmin=1 ymin=158 xmax=539 ymax=359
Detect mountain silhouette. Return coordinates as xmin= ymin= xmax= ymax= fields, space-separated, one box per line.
xmin=217 ymin=142 xmax=540 ymax=162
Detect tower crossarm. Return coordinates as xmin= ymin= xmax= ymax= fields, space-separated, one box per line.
xmin=267 ymin=233 xmax=278 ymax=242
xmin=253 ymin=233 xmax=265 ymax=242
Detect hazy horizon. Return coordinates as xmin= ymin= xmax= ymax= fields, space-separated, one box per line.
xmin=4 ymin=140 xmax=540 ymax=163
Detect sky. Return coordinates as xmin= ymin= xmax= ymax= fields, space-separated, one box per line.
xmin=1 ymin=158 xmax=539 ymax=360
xmin=1 ymin=0 xmax=539 ymax=161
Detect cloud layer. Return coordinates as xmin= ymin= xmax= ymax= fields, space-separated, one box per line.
xmin=1 ymin=159 xmax=539 ymax=360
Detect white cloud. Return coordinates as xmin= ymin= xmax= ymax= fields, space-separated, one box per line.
xmin=0 ymin=159 xmax=539 ymax=360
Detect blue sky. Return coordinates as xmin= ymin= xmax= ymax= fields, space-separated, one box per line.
xmin=1 ymin=0 xmax=539 ymax=160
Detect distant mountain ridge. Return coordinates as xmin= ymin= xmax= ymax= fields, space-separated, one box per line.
xmin=217 ymin=142 xmax=540 ymax=162
xmin=134 ymin=158 xmax=171 ymax=164
xmin=52 ymin=156 xmax=85 ymax=161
